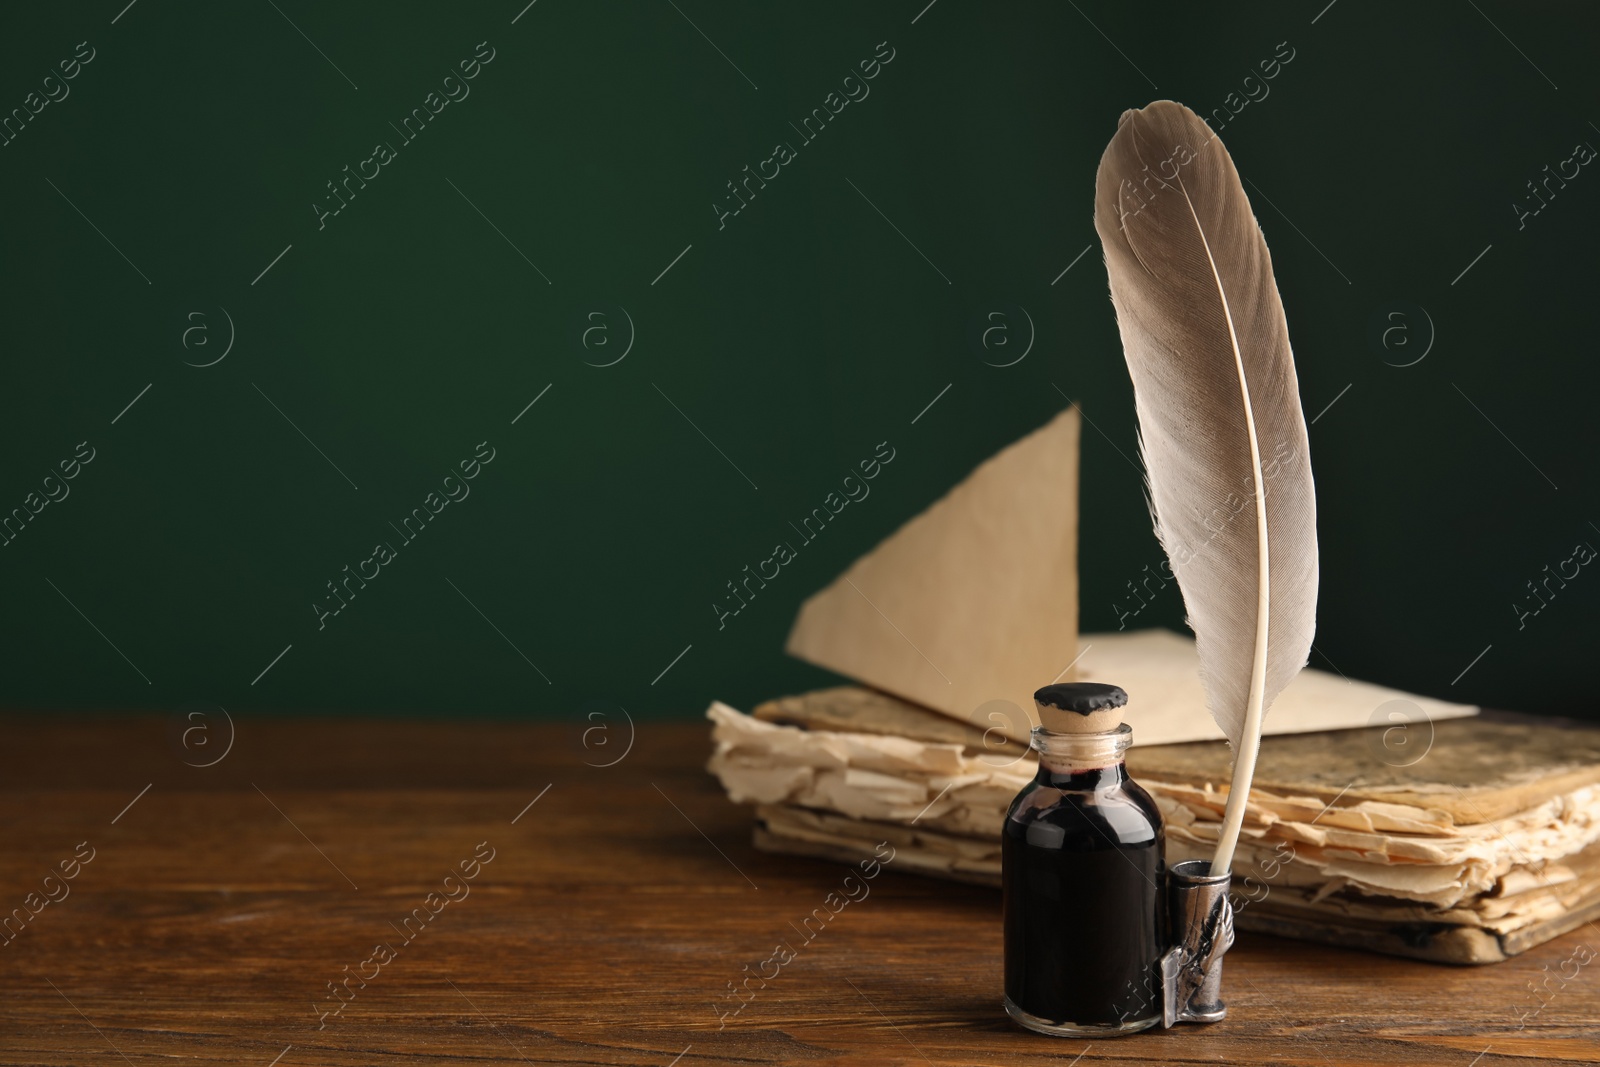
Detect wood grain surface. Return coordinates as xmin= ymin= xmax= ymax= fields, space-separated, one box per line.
xmin=0 ymin=714 xmax=1595 ymax=1066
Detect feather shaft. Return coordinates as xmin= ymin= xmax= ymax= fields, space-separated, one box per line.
xmin=1179 ymin=182 xmax=1274 ymax=876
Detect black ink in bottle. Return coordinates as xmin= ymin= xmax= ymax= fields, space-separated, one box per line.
xmin=1002 ymin=682 xmax=1165 ymax=1036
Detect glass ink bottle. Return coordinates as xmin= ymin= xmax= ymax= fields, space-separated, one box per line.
xmin=1002 ymin=682 xmax=1165 ymax=1036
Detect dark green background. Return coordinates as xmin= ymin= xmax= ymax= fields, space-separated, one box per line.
xmin=2 ymin=1 xmax=1595 ymax=722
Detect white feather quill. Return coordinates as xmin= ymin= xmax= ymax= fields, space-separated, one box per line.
xmin=1093 ymin=101 xmax=1319 ymax=875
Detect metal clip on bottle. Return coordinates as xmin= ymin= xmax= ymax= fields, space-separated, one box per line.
xmin=1160 ymin=859 xmax=1234 ymax=1027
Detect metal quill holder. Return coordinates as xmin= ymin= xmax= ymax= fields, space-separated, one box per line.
xmin=1161 ymin=859 xmax=1235 ymax=1027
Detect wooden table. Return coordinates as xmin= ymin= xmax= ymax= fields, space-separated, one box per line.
xmin=1 ymin=715 xmax=1595 ymax=1066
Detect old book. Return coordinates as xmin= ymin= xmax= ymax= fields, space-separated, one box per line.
xmin=749 ymin=803 xmax=1600 ymax=964
xmin=739 ymin=397 xmax=1526 ymax=960
xmin=708 ymin=687 xmax=1600 ymax=964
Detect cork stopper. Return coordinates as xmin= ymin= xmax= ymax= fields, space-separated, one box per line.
xmin=1033 ymin=682 xmax=1128 ymax=734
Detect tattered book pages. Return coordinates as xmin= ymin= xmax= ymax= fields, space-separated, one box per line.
xmin=707 ymin=693 xmax=1600 ymax=963
xmin=752 ymin=803 xmax=1600 ymax=964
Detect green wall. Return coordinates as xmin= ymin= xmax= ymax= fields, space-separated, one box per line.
xmin=2 ymin=2 xmax=1596 ymax=722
